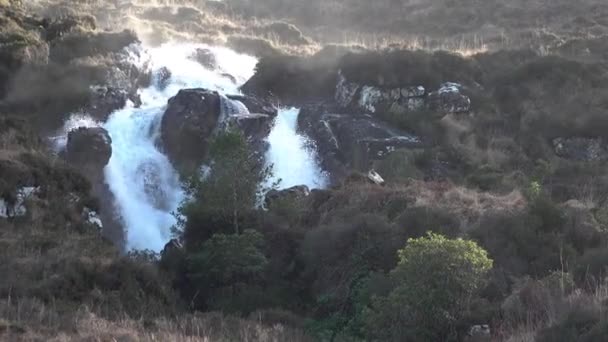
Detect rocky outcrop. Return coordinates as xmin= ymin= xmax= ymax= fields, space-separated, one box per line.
xmin=298 ymin=105 xmax=422 ymax=182
xmin=427 ymin=82 xmax=471 ymax=114
xmin=161 ymin=89 xmax=278 ymax=172
xmin=553 ymin=137 xmax=608 ymax=162
xmin=265 ymin=185 xmax=311 ymax=208
xmin=65 ymin=127 xmax=122 ymax=244
xmin=66 ymin=127 xmax=112 ymax=168
xmin=160 ymin=88 xmax=222 ymax=171
xmin=226 ymin=94 xmax=277 ymax=117
xmin=0 ymin=186 xmax=39 ymax=218
xmin=336 ymin=72 xmax=426 ymax=114
xmin=336 ymin=72 xmax=470 ymax=115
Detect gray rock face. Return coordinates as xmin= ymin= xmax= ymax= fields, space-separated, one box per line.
xmin=336 ymin=72 xmax=471 ymax=116
xmin=227 ymin=113 xmax=274 ymax=141
xmin=428 ymin=82 xmax=471 ymax=114
xmin=66 ymin=127 xmax=112 ymax=168
xmin=161 ymin=88 xmax=222 ymax=170
xmin=265 ymin=185 xmax=311 ymax=208
xmin=553 ymin=137 xmax=607 ymax=161
xmin=336 ymin=72 xmax=426 ymax=114
xmin=298 ymin=105 xmax=422 ymax=182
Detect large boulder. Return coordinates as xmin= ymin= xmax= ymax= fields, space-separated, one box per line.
xmin=161 ymin=89 xmax=279 ymax=172
xmin=298 ymin=105 xmax=423 ymax=182
xmin=161 ymin=88 xmax=223 ymax=171
xmin=66 ymin=127 xmax=112 ymax=168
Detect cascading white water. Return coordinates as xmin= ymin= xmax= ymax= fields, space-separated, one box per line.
xmin=266 ymin=108 xmax=328 ymax=189
xmin=57 ymin=42 xmax=328 ymax=252
xmin=104 ymin=43 xmax=258 ymax=252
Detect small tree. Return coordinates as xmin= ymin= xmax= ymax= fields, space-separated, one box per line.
xmin=364 ymin=233 xmax=493 ymax=341
xmin=179 ymin=129 xmax=272 ymax=235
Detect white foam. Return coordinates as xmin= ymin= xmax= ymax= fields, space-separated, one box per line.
xmin=266 ymin=108 xmax=328 ymax=190
xmin=104 ymin=42 xmax=257 ymax=252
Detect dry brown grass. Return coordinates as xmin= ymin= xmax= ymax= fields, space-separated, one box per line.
xmin=0 ymin=303 xmax=311 ymax=342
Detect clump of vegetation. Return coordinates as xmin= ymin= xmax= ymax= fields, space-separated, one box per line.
xmin=364 ymin=233 xmax=492 ymax=341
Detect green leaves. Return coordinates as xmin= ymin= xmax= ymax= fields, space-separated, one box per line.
xmin=188 ymin=229 xmax=268 ymax=287
xmin=364 ymin=233 xmax=492 ymax=341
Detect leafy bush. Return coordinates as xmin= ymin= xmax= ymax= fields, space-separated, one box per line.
xmin=364 ymin=233 xmax=492 ymax=341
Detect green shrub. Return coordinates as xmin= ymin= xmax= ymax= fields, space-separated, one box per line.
xmin=364 ymin=233 xmax=492 ymax=341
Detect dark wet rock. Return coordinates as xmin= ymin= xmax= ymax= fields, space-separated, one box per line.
xmin=226 ymin=94 xmax=278 ymax=116
xmin=66 ymin=127 xmax=112 ymax=168
xmin=161 ymin=89 xmax=279 ymax=172
xmin=161 ymin=88 xmax=222 ymax=171
xmin=190 ymin=48 xmax=217 ymax=69
xmin=553 ymin=137 xmax=607 ymax=162
xmin=227 ymin=113 xmax=274 ymax=141
xmin=156 ymin=66 xmax=172 ymax=90
xmin=298 ymin=105 xmax=423 ymax=183
xmin=265 ymin=185 xmax=311 ymax=208
xmin=65 ymin=127 xmax=124 ymax=249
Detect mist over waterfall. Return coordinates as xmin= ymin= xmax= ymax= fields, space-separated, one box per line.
xmin=94 ymin=43 xmax=328 ymax=251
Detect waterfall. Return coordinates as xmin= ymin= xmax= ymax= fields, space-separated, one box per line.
xmin=57 ymin=42 xmax=328 ymax=252
xmin=103 ymin=43 xmax=257 ymax=252
xmin=265 ymin=108 xmax=329 ymax=189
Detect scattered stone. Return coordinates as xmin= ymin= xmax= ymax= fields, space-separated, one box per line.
xmin=553 ymin=137 xmax=607 ymax=162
